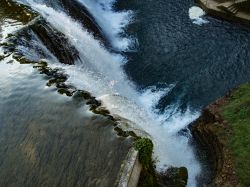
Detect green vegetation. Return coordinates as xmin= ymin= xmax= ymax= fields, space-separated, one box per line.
xmin=134 ymin=138 xmax=154 ymax=170
xmin=134 ymin=138 xmax=156 ymax=187
xmin=222 ymin=82 xmax=250 ymax=186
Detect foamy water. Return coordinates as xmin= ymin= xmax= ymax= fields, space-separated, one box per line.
xmin=189 ymin=6 xmax=209 ymax=25
xmin=0 ymin=19 xmax=23 ymax=41
xmin=77 ymin=0 xmax=135 ymax=51
xmin=13 ymin=0 xmax=201 ymax=186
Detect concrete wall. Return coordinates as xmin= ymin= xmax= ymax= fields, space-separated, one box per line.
xmin=117 ymin=148 xmax=142 ymax=187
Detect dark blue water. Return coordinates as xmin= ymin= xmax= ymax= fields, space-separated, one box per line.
xmin=118 ymin=0 xmax=250 ymax=111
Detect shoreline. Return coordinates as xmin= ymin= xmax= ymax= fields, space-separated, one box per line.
xmin=191 ymin=82 xmax=250 ymax=186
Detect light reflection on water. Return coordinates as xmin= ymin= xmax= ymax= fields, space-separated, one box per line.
xmin=0 ymin=61 xmax=132 ymax=186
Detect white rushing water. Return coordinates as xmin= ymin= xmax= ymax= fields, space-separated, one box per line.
xmin=14 ymin=0 xmax=201 ymax=186
xmin=77 ymin=0 xmax=135 ymax=51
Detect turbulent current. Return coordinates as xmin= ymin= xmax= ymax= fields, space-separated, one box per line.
xmin=2 ymin=0 xmax=250 ymax=186
xmin=4 ymin=0 xmax=201 ymax=186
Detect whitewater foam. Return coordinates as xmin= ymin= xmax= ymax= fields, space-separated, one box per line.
xmin=1 ymin=19 xmax=23 ymax=41
xmin=189 ymin=6 xmax=209 ymax=25
xmin=14 ymin=1 xmax=201 ymax=186
xmin=77 ymin=0 xmax=135 ymax=51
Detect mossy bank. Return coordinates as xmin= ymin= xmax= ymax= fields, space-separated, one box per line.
xmin=192 ymin=82 xmax=250 ymax=186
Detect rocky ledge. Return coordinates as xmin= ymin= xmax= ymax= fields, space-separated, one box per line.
xmin=191 ymin=82 xmax=250 ymax=187
xmin=196 ymin=0 xmax=250 ymax=26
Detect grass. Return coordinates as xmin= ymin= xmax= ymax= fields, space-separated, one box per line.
xmin=222 ymin=82 xmax=250 ymax=186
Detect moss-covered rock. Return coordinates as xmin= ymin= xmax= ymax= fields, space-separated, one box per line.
xmin=57 ymin=88 xmax=75 ymax=97
xmin=134 ymin=138 xmax=157 ymax=187
xmin=13 ymin=55 xmax=34 ymax=64
xmin=134 ymin=138 xmax=154 ymax=170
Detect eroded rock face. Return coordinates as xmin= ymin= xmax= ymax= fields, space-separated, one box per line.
xmin=0 ymin=1 xmax=80 ymax=65
xmin=191 ymin=95 xmax=241 ymax=187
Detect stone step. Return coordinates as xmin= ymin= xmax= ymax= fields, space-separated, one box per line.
xmin=217 ymin=2 xmax=239 ymax=15
xmin=227 ymin=5 xmax=239 ymax=14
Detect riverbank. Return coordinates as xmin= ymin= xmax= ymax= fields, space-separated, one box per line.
xmin=192 ymin=82 xmax=250 ymax=186
xmin=196 ymin=0 xmax=250 ymax=26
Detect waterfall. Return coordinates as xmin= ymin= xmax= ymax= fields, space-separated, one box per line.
xmin=13 ymin=0 xmax=201 ymax=186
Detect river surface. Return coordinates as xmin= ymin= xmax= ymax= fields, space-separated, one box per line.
xmin=0 ymin=62 xmax=132 ymax=187
xmin=1 ymin=0 xmax=250 ymax=186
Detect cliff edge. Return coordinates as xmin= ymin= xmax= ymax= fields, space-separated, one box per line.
xmin=192 ymin=82 xmax=250 ymax=187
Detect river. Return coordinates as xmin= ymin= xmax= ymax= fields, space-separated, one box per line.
xmin=1 ymin=0 xmax=250 ymax=186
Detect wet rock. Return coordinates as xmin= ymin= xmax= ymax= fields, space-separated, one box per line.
xmin=157 ymin=167 xmax=188 ymax=187
xmin=56 ymin=0 xmax=105 ymax=42
xmin=46 ymin=77 xmax=67 ymax=87
xmin=0 ymin=55 xmax=5 ymax=61
xmin=86 ymin=98 xmax=101 ymax=107
xmin=30 ymin=19 xmax=79 ymax=65
xmin=114 ymin=127 xmax=129 ymax=137
xmin=91 ymin=106 xmax=110 ymax=116
xmin=35 ymin=60 xmax=48 ymax=67
xmin=13 ymin=55 xmax=34 ymax=64
xmin=127 ymin=131 xmax=137 ymax=138
xmin=56 ymin=82 xmax=69 ymax=89
xmin=73 ymin=90 xmax=92 ymax=100
xmin=57 ymin=88 xmax=75 ymax=97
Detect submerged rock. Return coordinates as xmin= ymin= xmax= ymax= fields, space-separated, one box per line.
xmin=30 ymin=19 xmax=79 ymax=65
xmin=57 ymin=0 xmax=105 ymax=42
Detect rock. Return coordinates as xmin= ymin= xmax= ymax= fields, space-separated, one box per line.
xmin=30 ymin=19 xmax=79 ymax=65
xmin=157 ymin=167 xmax=188 ymax=187
xmin=57 ymin=88 xmax=75 ymax=97
xmin=56 ymin=0 xmax=105 ymax=42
